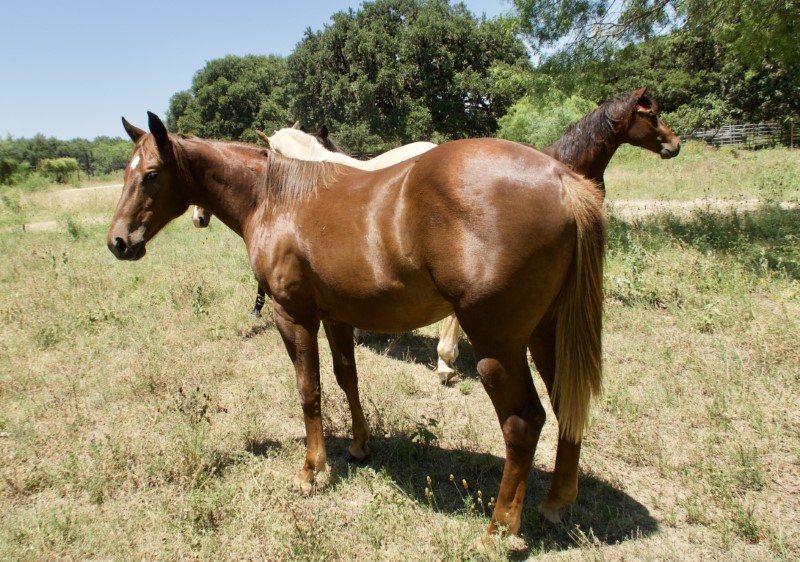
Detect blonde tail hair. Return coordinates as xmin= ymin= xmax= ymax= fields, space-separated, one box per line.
xmin=552 ymin=172 xmax=606 ymax=443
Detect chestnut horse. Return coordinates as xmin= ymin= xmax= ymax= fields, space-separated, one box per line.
xmin=107 ymin=113 xmax=605 ymax=537
xmin=242 ymin=88 xmax=679 ymax=381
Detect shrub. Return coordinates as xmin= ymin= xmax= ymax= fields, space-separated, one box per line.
xmin=38 ymin=158 xmax=79 ymax=184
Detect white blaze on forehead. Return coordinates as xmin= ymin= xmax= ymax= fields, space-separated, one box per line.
xmin=130 ymin=153 xmax=141 ymax=170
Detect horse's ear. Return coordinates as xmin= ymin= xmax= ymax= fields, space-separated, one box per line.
xmin=292 ymin=121 xmax=301 ymax=129
xmin=255 ymin=130 xmax=271 ymax=148
xmin=634 ymin=87 xmax=652 ymax=109
xmin=318 ymin=124 xmax=329 ymax=139
xmin=147 ymin=112 xmax=170 ymax=148
xmin=122 ymin=117 xmax=146 ymax=142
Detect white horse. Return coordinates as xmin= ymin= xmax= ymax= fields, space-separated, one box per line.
xmin=261 ymin=126 xmax=436 ymax=170
xmin=192 ymin=127 xmax=459 ymax=381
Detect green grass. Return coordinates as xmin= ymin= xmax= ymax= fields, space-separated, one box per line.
xmin=605 ymin=141 xmax=800 ymax=201
xmin=0 ymin=147 xmax=799 ymax=559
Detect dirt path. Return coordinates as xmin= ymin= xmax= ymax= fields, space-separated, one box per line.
xmin=10 ymin=183 xmax=799 ymax=232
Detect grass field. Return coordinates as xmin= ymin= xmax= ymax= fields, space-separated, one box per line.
xmin=1 ymin=143 xmax=798 ymax=560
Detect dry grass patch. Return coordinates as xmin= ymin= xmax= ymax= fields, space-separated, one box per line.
xmin=1 ymin=156 xmax=799 ymax=559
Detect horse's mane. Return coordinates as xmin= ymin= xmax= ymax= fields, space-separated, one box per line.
xmin=546 ymin=91 xmax=657 ymax=168
xmin=262 ymin=150 xmax=342 ymax=208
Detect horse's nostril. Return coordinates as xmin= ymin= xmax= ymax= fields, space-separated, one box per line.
xmin=114 ymin=237 xmax=127 ymax=254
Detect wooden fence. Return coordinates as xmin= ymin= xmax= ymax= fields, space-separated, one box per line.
xmin=686 ymin=122 xmax=799 ymax=149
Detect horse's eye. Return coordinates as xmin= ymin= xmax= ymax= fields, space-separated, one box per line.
xmin=144 ymin=171 xmax=158 ymax=182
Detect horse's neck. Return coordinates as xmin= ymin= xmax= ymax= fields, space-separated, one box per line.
xmin=544 ymin=108 xmax=624 ymax=187
xmin=182 ymin=140 xmax=264 ymax=237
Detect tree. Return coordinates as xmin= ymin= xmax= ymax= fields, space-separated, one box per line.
xmin=167 ymin=55 xmax=292 ymax=141
xmin=511 ymin=0 xmax=800 ymax=71
xmin=287 ymin=0 xmax=531 ymax=151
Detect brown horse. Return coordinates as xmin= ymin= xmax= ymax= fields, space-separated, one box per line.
xmin=107 ymin=113 xmax=605 ymax=538
xmin=543 ymin=86 xmax=680 ymax=191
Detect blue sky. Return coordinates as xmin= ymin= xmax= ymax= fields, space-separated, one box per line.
xmin=0 ymin=0 xmax=513 ymax=140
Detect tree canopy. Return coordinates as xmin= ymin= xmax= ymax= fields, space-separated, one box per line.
xmin=287 ymin=0 xmax=531 ymax=150
xmin=4 ymin=0 xmax=797 ymax=183
xmin=167 ymin=55 xmax=292 ymax=142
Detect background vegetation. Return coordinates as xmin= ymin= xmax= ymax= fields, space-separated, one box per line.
xmin=1 ymin=145 xmax=798 ymax=560
xmin=3 ymin=0 xmax=797 ymax=183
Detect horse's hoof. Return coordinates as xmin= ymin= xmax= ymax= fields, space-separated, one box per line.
xmin=436 ymin=360 xmax=456 ymax=385
xmin=537 ymin=500 xmax=563 ymax=524
xmin=297 ymin=478 xmax=315 ymax=496
xmin=346 ymin=442 xmax=371 ymax=463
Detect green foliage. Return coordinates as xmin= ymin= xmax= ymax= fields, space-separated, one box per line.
xmin=516 ymin=0 xmax=800 ymax=129
xmin=38 ymin=158 xmax=79 ymax=184
xmin=496 ymin=88 xmax=596 ymax=147
xmin=0 ymin=158 xmax=23 ymax=185
xmin=0 ymin=135 xmax=132 ymax=182
xmin=167 ymin=55 xmax=292 ymax=141
xmin=287 ymin=0 xmax=531 ymax=151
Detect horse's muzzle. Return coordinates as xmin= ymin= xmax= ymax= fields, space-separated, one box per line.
xmin=660 ymin=143 xmax=680 ymax=159
xmin=108 ymin=236 xmax=146 ymax=260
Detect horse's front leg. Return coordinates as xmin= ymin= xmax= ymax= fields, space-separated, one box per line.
xmin=322 ymin=321 xmax=370 ymax=461
xmin=436 ymin=314 xmax=460 ymax=384
xmin=273 ymin=305 xmax=326 ymax=495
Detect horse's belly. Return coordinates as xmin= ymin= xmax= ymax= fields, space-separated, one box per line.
xmin=316 ymin=283 xmax=453 ymax=332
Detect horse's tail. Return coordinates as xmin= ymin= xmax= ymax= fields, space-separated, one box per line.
xmin=552 ymin=172 xmax=606 ymax=444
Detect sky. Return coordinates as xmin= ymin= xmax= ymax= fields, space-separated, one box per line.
xmin=0 ymin=0 xmax=514 ymax=141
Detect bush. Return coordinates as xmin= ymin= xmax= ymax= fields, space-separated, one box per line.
xmin=38 ymin=158 xmax=79 ymax=184
xmin=496 ymin=93 xmax=596 ymax=148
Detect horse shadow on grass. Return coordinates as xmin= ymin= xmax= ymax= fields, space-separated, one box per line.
xmin=246 ymin=433 xmax=658 ymax=556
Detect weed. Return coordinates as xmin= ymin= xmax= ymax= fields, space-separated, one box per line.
xmin=457 ymin=379 xmax=474 ymax=395
xmin=190 ymin=284 xmax=210 ymax=316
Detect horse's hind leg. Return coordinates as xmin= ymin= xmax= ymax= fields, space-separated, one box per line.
xmin=435 ymin=314 xmax=460 ymax=384
xmin=323 ymin=321 xmax=370 ymax=462
xmin=529 ymin=316 xmax=581 ymax=523
xmin=471 ymin=339 xmax=545 ymax=536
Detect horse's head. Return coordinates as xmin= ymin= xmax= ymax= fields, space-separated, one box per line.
xmin=621 ymin=87 xmax=680 ymax=159
xmin=107 ymin=112 xmax=191 ymax=260
xmin=265 ymin=126 xmax=341 ymax=161
xmin=310 ymin=125 xmax=346 ymax=154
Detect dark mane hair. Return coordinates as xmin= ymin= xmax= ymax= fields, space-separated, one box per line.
xmin=546 ymin=91 xmax=656 ymax=168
